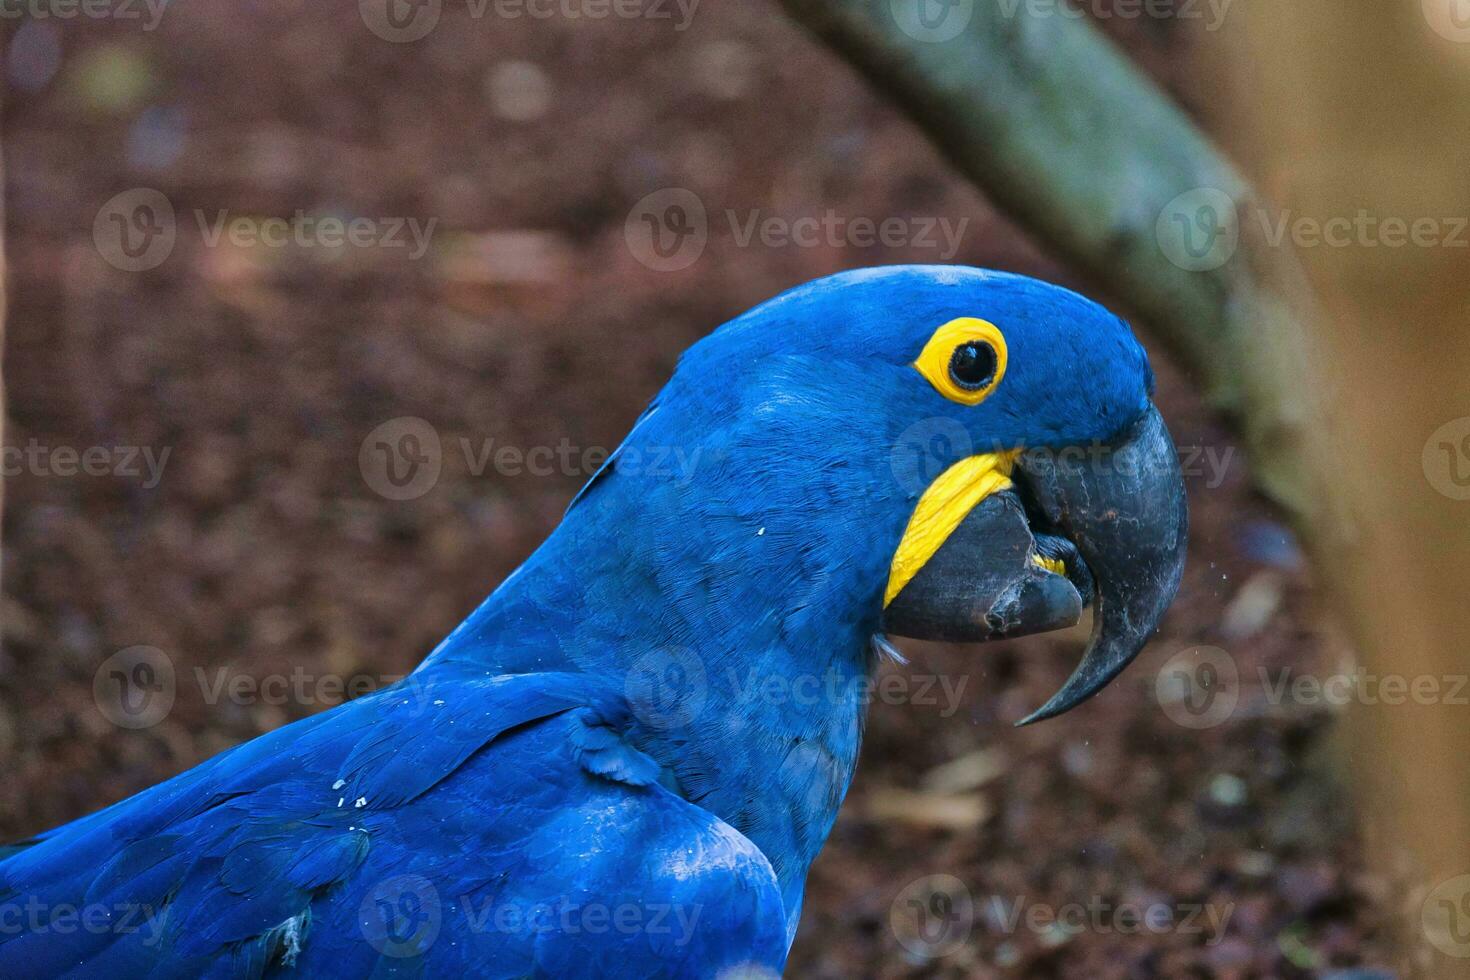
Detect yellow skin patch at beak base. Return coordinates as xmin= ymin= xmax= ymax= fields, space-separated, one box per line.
xmin=884 ymin=450 xmax=1022 ymax=607
xmin=1032 ymin=554 xmax=1066 ymax=577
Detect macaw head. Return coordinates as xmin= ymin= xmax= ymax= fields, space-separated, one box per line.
xmin=566 ymin=265 xmax=1187 ymax=724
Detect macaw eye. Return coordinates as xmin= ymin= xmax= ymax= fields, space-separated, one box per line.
xmin=949 ymin=341 xmax=997 ymax=390
xmin=914 ymin=317 xmax=1008 ymax=405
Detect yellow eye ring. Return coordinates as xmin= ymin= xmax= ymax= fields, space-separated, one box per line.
xmin=914 ymin=317 xmax=1008 ymax=405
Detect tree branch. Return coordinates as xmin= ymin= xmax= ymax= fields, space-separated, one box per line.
xmin=776 ymin=0 xmax=1321 ymax=525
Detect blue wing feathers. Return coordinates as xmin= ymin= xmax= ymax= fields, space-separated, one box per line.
xmin=0 ymin=666 xmax=787 ymax=977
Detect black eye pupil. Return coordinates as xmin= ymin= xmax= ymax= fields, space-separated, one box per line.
xmin=949 ymin=341 xmax=997 ymax=390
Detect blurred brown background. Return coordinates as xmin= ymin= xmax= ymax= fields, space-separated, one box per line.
xmin=0 ymin=1 xmax=1405 ymax=976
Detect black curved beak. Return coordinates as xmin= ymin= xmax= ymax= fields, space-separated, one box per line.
xmin=881 ymin=403 xmax=1187 ymax=726
xmin=1011 ymin=404 xmax=1188 ymax=724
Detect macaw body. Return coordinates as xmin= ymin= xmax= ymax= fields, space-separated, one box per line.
xmin=0 ymin=266 xmax=1186 ymax=977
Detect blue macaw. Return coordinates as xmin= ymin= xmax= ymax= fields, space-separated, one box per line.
xmin=0 ymin=266 xmax=1186 ymax=977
